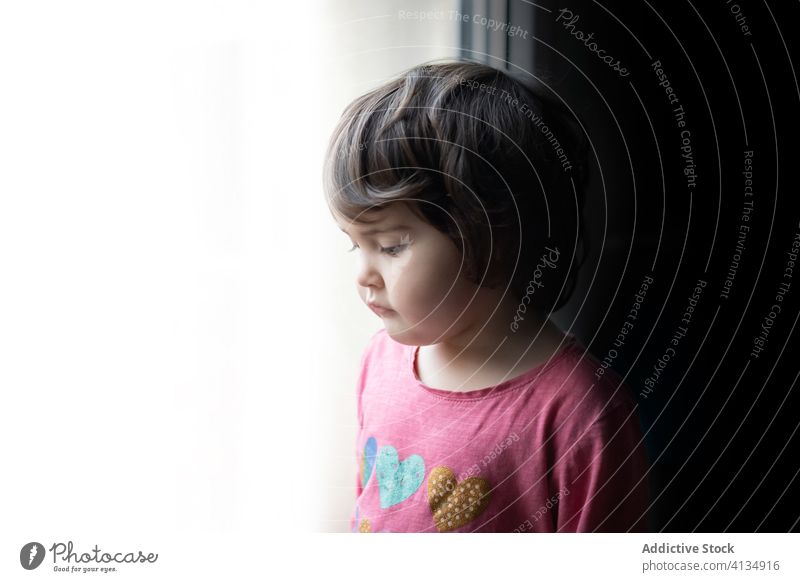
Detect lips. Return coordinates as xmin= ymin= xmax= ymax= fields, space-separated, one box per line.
xmin=368 ymin=302 xmax=395 ymax=317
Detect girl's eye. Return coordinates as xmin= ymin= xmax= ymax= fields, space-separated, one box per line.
xmin=380 ymin=244 xmax=408 ymax=257
xmin=346 ymin=235 xmax=411 ymax=256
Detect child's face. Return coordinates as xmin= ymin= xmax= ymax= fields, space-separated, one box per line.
xmin=334 ymin=201 xmax=482 ymax=346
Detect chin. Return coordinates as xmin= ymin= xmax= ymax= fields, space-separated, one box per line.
xmin=381 ymin=323 xmax=416 ymax=345
xmin=384 ymin=325 xmax=441 ymax=347
xmin=383 ymin=327 xmax=413 ymax=345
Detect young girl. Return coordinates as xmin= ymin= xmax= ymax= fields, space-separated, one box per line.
xmin=323 ymin=60 xmax=650 ymax=532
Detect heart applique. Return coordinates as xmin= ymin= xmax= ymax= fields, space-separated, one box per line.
xmin=352 ymin=506 xmax=373 ymax=533
xmin=375 ymin=445 xmax=425 ymax=508
xmin=361 ymin=437 xmax=377 ymax=488
xmin=427 ymin=466 xmax=491 ymax=532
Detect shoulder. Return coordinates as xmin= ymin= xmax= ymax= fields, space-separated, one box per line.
xmin=536 ymin=341 xmax=639 ymax=439
xmin=357 ymin=327 xmax=408 ymax=378
xmin=355 ymin=328 xmax=410 ymax=421
xmin=359 ymin=327 xmax=401 ymax=360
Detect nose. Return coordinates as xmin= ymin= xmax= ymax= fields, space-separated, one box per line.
xmin=355 ymin=252 xmax=383 ymax=289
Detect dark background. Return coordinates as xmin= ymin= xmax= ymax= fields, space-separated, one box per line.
xmin=461 ymin=0 xmax=800 ymax=531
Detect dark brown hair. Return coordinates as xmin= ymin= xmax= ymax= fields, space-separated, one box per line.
xmin=323 ymin=59 xmax=590 ymax=312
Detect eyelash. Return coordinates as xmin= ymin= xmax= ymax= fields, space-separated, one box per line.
xmin=347 ymin=243 xmax=408 ymax=257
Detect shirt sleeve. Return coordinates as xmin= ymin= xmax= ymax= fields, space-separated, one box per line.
xmin=552 ymin=400 xmax=651 ymax=532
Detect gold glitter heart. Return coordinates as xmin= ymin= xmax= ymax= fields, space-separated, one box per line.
xmin=427 ymin=466 xmax=491 ymax=532
xmin=358 ymin=518 xmax=371 ymax=533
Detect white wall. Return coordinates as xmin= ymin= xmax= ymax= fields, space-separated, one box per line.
xmin=0 ymin=4 xmax=458 ymax=578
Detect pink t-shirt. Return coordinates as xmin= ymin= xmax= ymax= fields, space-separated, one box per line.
xmin=350 ymin=328 xmax=651 ymax=533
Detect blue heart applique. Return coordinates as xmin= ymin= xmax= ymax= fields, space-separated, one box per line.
xmin=361 ymin=437 xmax=377 ymax=488
xmin=376 ymin=445 xmax=425 ymax=508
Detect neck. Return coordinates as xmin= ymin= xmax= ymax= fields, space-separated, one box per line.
xmin=434 ymin=288 xmax=561 ymax=363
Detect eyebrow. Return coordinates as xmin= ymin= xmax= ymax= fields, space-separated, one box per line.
xmin=338 ymin=224 xmax=412 ymax=237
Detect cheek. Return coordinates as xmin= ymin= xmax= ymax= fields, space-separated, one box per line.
xmin=391 ymin=245 xmax=474 ymax=318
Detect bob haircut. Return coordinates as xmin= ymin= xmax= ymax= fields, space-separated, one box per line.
xmin=324 ymin=59 xmax=590 ymax=312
